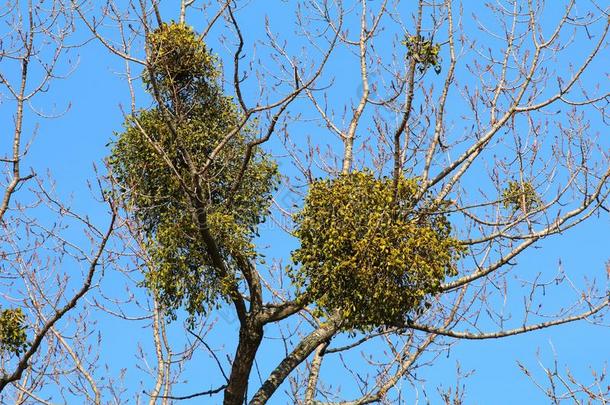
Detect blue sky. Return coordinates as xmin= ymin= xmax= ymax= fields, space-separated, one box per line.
xmin=2 ymin=0 xmax=609 ymax=403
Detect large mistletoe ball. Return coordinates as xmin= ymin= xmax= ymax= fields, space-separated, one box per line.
xmin=291 ymin=171 xmax=463 ymax=330
xmin=108 ymin=23 xmax=277 ymax=318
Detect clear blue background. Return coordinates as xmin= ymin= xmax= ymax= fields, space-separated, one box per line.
xmin=4 ymin=0 xmax=608 ymax=403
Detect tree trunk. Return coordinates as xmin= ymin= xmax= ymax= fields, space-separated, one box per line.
xmin=223 ymin=321 xmax=263 ymax=405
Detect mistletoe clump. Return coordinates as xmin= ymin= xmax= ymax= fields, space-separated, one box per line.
xmin=502 ymin=180 xmax=541 ymax=212
xmin=0 ymin=307 xmax=28 ymax=356
xmin=290 ymin=171 xmax=463 ymax=331
xmin=403 ymin=34 xmax=442 ymax=74
xmin=145 ymin=22 xmax=218 ymax=109
xmin=109 ymin=23 xmax=277 ymax=318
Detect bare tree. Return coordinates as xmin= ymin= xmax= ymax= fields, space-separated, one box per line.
xmin=519 ymin=348 xmax=609 ymax=404
xmin=1 ymin=0 xmax=608 ymax=404
xmin=0 ymin=1 xmax=119 ymax=403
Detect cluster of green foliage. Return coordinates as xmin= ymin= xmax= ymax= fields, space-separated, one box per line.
xmin=0 ymin=307 xmax=28 ymax=356
xmin=290 ymin=171 xmax=463 ymax=331
xmin=502 ymin=180 xmax=541 ymax=212
xmin=108 ymin=23 xmax=277 ymax=318
xmin=145 ymin=22 xmax=219 ymax=114
xmin=403 ymin=34 xmax=442 ymax=74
